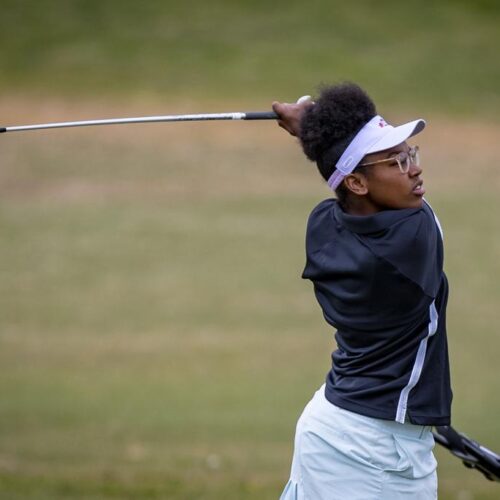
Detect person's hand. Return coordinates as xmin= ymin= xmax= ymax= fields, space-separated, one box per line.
xmin=272 ymin=96 xmax=314 ymax=137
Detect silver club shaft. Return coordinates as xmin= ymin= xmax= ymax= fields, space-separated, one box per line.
xmin=0 ymin=111 xmax=278 ymax=133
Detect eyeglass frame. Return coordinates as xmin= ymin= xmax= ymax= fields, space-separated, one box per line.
xmin=357 ymin=145 xmax=420 ymax=174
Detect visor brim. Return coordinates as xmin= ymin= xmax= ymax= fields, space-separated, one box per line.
xmin=365 ymin=119 xmax=425 ymax=154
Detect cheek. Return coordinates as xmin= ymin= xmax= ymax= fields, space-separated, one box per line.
xmin=367 ymin=173 xmax=414 ymax=208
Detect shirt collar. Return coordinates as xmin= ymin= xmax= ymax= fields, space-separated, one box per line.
xmin=333 ymin=201 xmax=421 ymax=235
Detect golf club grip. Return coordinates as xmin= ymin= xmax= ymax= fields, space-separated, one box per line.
xmin=244 ymin=111 xmax=278 ymax=120
xmin=0 ymin=127 xmax=6 ymax=133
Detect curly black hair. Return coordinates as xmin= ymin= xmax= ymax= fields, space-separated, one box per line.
xmin=299 ymin=83 xmax=377 ymax=206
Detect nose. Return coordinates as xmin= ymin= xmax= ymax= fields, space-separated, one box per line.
xmin=408 ymin=161 xmax=422 ymax=177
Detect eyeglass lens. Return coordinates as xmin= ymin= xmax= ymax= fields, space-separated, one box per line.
xmin=398 ymin=147 xmax=419 ymax=173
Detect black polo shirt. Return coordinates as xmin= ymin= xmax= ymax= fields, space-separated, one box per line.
xmin=302 ymin=199 xmax=452 ymax=426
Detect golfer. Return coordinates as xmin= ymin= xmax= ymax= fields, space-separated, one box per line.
xmin=272 ymin=83 xmax=452 ymax=500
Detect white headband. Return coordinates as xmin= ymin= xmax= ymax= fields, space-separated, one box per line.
xmin=327 ymin=114 xmax=426 ymax=191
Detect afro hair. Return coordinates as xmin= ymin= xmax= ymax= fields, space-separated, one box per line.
xmin=299 ymin=82 xmax=377 ymax=182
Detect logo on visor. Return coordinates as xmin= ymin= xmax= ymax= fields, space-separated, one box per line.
xmin=379 ymin=118 xmax=388 ymax=128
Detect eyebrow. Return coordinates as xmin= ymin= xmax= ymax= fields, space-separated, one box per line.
xmin=384 ymin=147 xmax=408 ymax=159
xmin=384 ymin=150 xmax=402 ymax=159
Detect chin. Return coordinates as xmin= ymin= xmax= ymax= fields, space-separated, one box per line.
xmin=412 ymin=196 xmax=425 ymax=208
xmin=401 ymin=198 xmax=424 ymax=210
xmin=389 ymin=198 xmax=424 ymax=210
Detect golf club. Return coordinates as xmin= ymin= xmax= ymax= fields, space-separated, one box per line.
xmin=0 ymin=111 xmax=278 ymax=134
xmin=433 ymin=426 xmax=500 ymax=482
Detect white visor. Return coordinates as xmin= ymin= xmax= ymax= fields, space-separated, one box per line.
xmin=327 ymin=115 xmax=426 ymax=191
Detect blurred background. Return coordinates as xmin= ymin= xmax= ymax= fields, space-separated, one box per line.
xmin=0 ymin=1 xmax=499 ymax=498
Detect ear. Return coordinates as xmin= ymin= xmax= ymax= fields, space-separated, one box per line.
xmin=344 ymin=173 xmax=369 ymax=196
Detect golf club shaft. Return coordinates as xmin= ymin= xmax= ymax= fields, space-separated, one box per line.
xmin=0 ymin=111 xmax=278 ymax=133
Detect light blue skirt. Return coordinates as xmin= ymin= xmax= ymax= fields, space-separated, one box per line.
xmin=280 ymin=385 xmax=437 ymax=500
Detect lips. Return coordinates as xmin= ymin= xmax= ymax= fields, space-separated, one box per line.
xmin=412 ymin=180 xmax=425 ymax=196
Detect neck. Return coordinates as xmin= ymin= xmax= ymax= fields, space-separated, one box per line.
xmin=342 ymin=196 xmax=381 ymax=216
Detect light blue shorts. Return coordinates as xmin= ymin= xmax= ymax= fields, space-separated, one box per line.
xmin=280 ymin=385 xmax=437 ymax=500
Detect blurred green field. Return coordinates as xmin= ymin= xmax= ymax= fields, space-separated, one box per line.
xmin=1 ymin=0 xmax=499 ymax=119
xmin=1 ymin=1 xmax=499 ymax=499
xmin=1 ymin=116 xmax=499 ymax=499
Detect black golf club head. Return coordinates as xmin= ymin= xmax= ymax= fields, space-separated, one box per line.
xmin=433 ymin=425 xmax=500 ymax=482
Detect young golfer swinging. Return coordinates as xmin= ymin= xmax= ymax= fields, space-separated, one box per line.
xmin=272 ymin=83 xmax=451 ymax=500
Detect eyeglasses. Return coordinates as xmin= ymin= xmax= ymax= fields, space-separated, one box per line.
xmin=358 ymin=146 xmax=420 ymax=174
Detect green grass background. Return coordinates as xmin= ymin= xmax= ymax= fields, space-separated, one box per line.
xmin=0 ymin=1 xmax=499 ymax=499
xmin=1 ymin=0 xmax=499 ymax=118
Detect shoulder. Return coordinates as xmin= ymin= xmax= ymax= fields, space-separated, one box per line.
xmin=308 ymin=198 xmax=336 ymax=222
xmin=363 ymin=202 xmax=444 ymax=297
xmin=306 ymin=198 xmax=337 ymax=236
xmin=305 ymin=198 xmax=338 ymax=250
xmin=383 ymin=201 xmax=441 ymax=249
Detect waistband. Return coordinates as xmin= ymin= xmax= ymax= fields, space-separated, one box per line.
xmin=314 ymin=384 xmax=432 ymax=440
